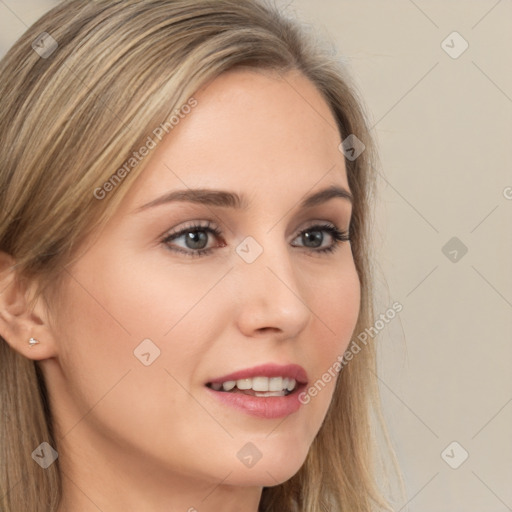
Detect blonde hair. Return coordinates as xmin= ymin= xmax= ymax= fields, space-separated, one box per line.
xmin=0 ymin=1 xmax=401 ymax=510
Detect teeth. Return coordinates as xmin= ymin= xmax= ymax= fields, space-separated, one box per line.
xmin=254 ymin=390 xmax=286 ymax=397
xmin=236 ymin=378 xmax=252 ymax=390
xmin=222 ymin=380 xmax=236 ymax=391
xmin=268 ymin=377 xmax=283 ymax=391
xmin=211 ymin=376 xmax=298 ymax=393
xmin=252 ymin=376 xmax=269 ymax=392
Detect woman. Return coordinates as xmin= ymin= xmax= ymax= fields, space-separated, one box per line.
xmin=0 ymin=1 xmax=401 ymax=510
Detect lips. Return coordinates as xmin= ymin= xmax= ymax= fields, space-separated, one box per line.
xmin=205 ymin=363 xmax=308 ymax=419
xmin=206 ymin=363 xmax=308 ymax=386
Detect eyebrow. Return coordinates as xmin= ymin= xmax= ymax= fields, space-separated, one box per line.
xmin=136 ymin=184 xmax=353 ymax=212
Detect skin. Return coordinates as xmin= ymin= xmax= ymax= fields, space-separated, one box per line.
xmin=0 ymin=68 xmax=360 ymax=511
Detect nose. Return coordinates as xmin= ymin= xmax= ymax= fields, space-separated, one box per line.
xmin=233 ymin=238 xmax=311 ymax=340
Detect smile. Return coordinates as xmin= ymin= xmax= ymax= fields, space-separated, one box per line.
xmin=207 ymin=376 xmax=297 ymax=396
xmin=205 ymin=363 xmax=308 ymax=418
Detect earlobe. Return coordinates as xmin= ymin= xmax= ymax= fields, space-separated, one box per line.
xmin=0 ymin=251 xmax=58 ymax=360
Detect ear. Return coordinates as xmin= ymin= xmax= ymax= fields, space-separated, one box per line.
xmin=0 ymin=251 xmax=58 ymax=360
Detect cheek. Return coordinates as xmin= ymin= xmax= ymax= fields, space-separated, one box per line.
xmin=48 ymin=268 xmax=139 ymax=432
xmin=307 ymin=254 xmax=361 ymax=367
xmin=49 ymin=255 xmax=221 ymax=464
xmin=89 ymin=248 xmax=225 ymax=339
xmin=52 ymin=248 xmax=226 ymax=413
xmin=299 ymin=258 xmax=361 ymax=426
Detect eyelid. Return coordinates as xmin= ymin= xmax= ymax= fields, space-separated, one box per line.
xmin=163 ymin=219 xmax=221 ymax=238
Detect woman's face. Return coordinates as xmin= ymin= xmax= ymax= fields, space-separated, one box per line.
xmin=43 ymin=68 xmax=361 ymax=488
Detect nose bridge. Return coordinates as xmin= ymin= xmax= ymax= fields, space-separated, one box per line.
xmin=233 ymin=231 xmax=310 ymax=336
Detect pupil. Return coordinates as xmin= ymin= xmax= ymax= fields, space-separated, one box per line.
xmin=303 ymin=230 xmax=322 ymax=247
xmin=186 ymin=230 xmax=208 ymax=250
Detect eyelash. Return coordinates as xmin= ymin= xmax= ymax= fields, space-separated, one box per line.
xmin=161 ymin=220 xmax=351 ymax=258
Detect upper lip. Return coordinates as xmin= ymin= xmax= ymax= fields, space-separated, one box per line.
xmin=207 ymin=363 xmax=308 ymax=385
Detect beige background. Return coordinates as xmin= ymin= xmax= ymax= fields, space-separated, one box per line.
xmin=1 ymin=1 xmax=511 ymax=510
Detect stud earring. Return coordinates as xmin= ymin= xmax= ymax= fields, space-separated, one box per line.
xmin=28 ymin=337 xmax=40 ymax=348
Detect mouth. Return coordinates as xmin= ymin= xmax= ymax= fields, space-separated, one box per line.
xmin=206 ymin=376 xmax=299 ymax=397
xmin=204 ymin=364 xmax=308 ymax=419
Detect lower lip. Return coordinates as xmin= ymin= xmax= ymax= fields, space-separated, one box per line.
xmin=205 ymin=385 xmax=306 ymax=419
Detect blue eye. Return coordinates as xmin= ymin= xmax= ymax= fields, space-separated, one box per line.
xmin=162 ymin=220 xmax=223 ymax=257
xmin=291 ymin=223 xmax=350 ymax=253
xmin=162 ymin=221 xmax=350 ymax=258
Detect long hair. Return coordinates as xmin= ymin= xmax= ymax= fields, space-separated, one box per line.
xmin=0 ymin=1 xmax=401 ymax=510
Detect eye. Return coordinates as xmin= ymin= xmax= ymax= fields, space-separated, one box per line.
xmin=161 ymin=221 xmax=350 ymax=258
xmin=162 ymin=220 xmax=225 ymax=258
xmin=291 ymin=223 xmax=350 ymax=254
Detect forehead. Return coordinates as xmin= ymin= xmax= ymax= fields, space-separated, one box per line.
xmin=186 ymin=67 xmax=343 ymax=164
xmin=121 ymin=68 xmax=349 ymax=212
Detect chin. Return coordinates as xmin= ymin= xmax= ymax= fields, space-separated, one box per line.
xmin=223 ymin=442 xmax=310 ymax=487
xmin=226 ymin=464 xmax=304 ymax=488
